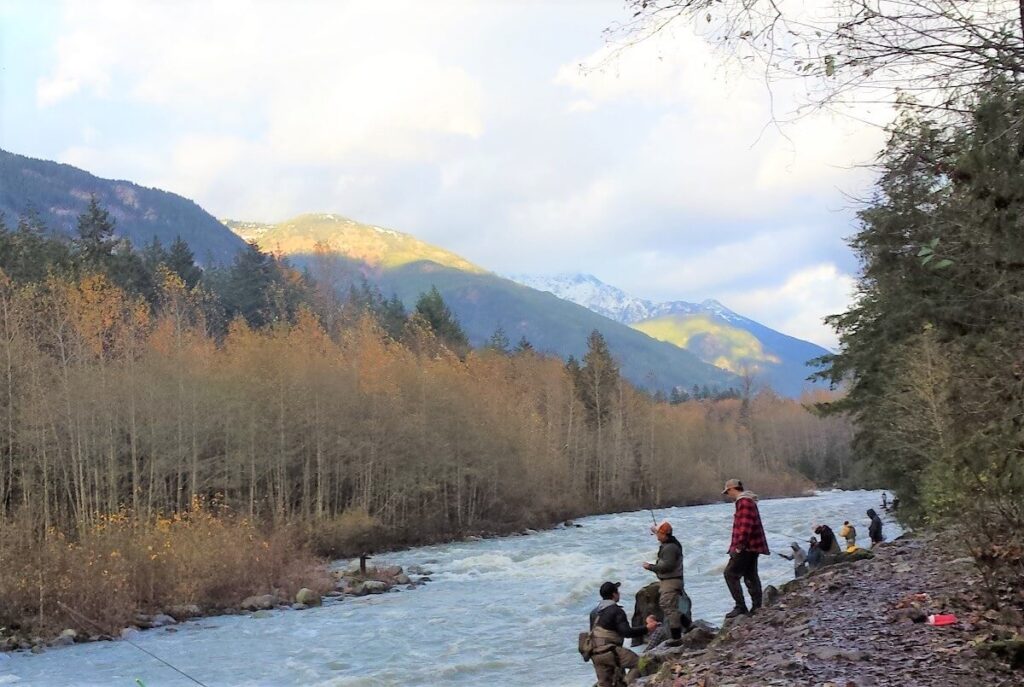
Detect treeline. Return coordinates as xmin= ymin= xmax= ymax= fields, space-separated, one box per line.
xmin=0 ymin=201 xmax=851 ymax=548
xmin=818 ymin=81 xmax=1024 ymax=576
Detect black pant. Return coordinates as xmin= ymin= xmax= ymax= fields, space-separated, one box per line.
xmin=724 ymin=551 xmax=763 ymax=610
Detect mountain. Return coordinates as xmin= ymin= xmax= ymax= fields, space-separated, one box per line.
xmin=226 ymin=214 xmax=738 ymax=392
xmin=0 ymin=149 xmax=245 ymax=264
xmin=508 ymin=273 xmax=830 ymax=397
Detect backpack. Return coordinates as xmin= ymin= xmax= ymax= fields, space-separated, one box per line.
xmin=578 ymin=631 xmax=594 ymax=662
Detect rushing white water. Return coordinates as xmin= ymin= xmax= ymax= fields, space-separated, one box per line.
xmin=1 ymin=490 xmax=897 ymax=687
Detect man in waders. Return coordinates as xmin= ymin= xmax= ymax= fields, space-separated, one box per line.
xmin=642 ymin=520 xmax=686 ymax=644
xmin=588 ymin=581 xmax=646 ymax=687
xmin=722 ymin=478 xmax=769 ymax=618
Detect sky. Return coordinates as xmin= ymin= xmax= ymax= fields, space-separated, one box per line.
xmin=0 ymin=0 xmax=893 ymax=349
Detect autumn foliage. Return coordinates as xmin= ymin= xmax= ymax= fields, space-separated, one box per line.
xmin=0 ymin=215 xmax=852 ymax=635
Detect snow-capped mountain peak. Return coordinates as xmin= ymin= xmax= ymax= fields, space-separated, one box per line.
xmin=507 ymin=273 xmax=663 ymax=324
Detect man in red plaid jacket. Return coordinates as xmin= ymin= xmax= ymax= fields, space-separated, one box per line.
xmin=722 ymin=478 xmax=769 ymax=618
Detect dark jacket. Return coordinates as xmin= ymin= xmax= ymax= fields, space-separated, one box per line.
xmin=815 ymin=525 xmax=841 ymax=554
xmin=867 ymin=509 xmax=884 ymax=543
xmin=807 ymin=543 xmax=823 ymax=568
xmin=590 ymin=601 xmax=646 ymax=641
xmin=652 ymin=535 xmax=684 ymax=580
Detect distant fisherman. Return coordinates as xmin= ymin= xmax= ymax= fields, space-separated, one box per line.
xmin=588 ymin=581 xmax=646 ymax=687
xmin=867 ymin=509 xmax=884 ymax=547
xmin=722 ymin=478 xmax=769 ymax=618
xmin=806 ymin=537 xmax=823 ymax=569
xmin=777 ymin=541 xmax=808 ymax=578
xmin=642 ymin=520 xmax=687 ymax=643
xmin=839 ymin=521 xmax=860 ymax=552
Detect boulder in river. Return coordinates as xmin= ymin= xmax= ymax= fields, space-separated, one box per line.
xmin=240 ymin=594 xmax=278 ymax=611
xmin=295 ymin=588 xmax=322 ymax=606
xmin=52 ymin=629 xmax=76 ymax=647
xmin=377 ymin=565 xmax=403 ymax=577
xmin=167 ymin=603 xmax=202 ymax=621
xmin=394 ymin=573 xmax=411 ymax=585
xmin=150 ymin=614 xmax=176 ymax=628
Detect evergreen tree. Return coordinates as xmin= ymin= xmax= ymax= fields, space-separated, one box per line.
xmin=167 ymin=236 xmax=203 ymax=289
xmin=414 ymin=286 xmax=468 ymax=354
xmin=220 ymin=241 xmax=278 ymax=328
xmin=514 ymin=336 xmax=534 ymax=354
xmin=818 ymin=81 xmax=1024 ymax=538
xmin=0 ymin=213 xmax=72 ymax=282
xmin=485 ymin=326 xmax=511 ymax=354
xmin=142 ymin=236 xmax=169 ymax=272
xmin=378 ymin=294 xmax=408 ymax=341
xmin=577 ymin=330 xmax=619 ymax=428
xmin=75 ymin=195 xmax=117 ymax=267
xmin=669 ymin=387 xmax=688 ymax=405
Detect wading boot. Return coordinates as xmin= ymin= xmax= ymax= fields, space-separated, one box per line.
xmin=664 ymin=627 xmax=683 ymax=647
xmin=725 ymin=605 xmax=747 ymax=619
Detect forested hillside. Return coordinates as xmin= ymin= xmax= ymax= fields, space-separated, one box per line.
xmin=226 ymin=214 xmax=739 ymax=392
xmin=0 ymin=149 xmax=245 ymax=264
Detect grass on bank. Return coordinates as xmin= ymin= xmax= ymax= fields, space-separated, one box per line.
xmin=0 ymin=497 xmax=336 ymax=638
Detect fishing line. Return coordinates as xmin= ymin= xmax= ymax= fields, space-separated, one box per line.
xmin=56 ymin=601 xmax=209 ymax=687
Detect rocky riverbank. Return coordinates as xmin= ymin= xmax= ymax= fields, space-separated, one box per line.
xmin=633 ymin=533 xmax=1022 ymax=686
xmin=0 ymin=560 xmax=431 ymax=655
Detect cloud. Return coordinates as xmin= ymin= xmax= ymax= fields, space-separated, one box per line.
xmin=20 ymin=0 xmax=884 ymax=351
xmin=37 ymin=0 xmax=483 ymax=164
xmin=720 ymin=264 xmax=857 ymax=349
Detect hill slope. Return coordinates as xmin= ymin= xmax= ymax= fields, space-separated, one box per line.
xmin=226 ymin=215 xmax=738 ymax=392
xmin=0 ymin=149 xmax=245 ymax=264
xmin=509 ymin=273 xmax=830 ymax=396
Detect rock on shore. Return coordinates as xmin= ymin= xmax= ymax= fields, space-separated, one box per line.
xmin=635 ymin=534 xmax=1021 ymax=686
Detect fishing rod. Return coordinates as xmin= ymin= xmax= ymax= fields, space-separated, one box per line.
xmin=56 ymin=601 xmax=209 ymax=687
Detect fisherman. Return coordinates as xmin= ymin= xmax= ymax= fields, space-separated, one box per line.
xmin=642 ymin=520 xmax=687 ymax=642
xmin=776 ymin=541 xmax=808 ymax=577
xmin=642 ymin=615 xmax=670 ymax=654
xmin=806 ymin=537 xmax=823 ymax=569
xmin=722 ymin=478 xmax=769 ymax=618
xmin=588 ymin=581 xmax=646 ymax=687
xmin=814 ymin=524 xmax=842 ymax=555
xmin=867 ymin=508 xmax=884 ymax=547
xmin=839 ymin=521 xmax=860 ymax=552
xmin=881 ymin=492 xmax=888 ymax=510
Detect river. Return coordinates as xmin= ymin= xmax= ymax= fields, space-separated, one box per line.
xmin=0 ymin=490 xmax=897 ymax=686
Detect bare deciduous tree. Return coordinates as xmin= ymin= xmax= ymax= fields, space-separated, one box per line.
xmin=613 ymin=1 xmax=1024 ymax=113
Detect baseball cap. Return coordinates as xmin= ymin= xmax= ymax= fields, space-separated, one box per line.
xmin=599 ymin=581 xmax=621 ymax=599
xmin=722 ymin=478 xmax=742 ymax=494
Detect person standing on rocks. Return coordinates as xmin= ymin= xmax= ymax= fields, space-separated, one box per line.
xmin=867 ymin=508 xmax=884 ymax=547
xmin=588 ymin=581 xmax=646 ymax=687
xmin=642 ymin=520 xmax=687 ymax=643
xmin=722 ymin=478 xmax=769 ymax=618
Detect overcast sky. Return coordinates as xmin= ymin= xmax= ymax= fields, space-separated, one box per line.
xmin=0 ymin=0 xmax=893 ymax=348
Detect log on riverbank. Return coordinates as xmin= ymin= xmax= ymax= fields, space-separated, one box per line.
xmin=637 ymin=534 xmax=1022 ymax=686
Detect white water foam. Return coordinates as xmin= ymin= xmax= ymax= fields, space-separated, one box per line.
xmin=1 ymin=490 xmax=898 ymax=686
